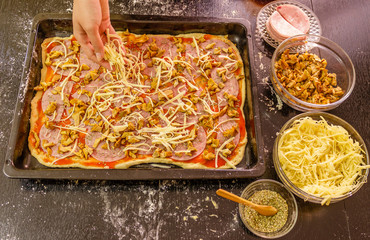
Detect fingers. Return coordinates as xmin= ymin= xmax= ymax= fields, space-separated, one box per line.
xmin=85 ymin=26 xmax=105 ymax=62
xmin=100 ymin=0 xmax=110 ymax=19
xmin=72 ymin=0 xmax=122 ymax=70
xmin=83 ymin=45 xmax=100 ymax=63
xmin=74 ymin=22 xmax=109 ymax=68
xmin=100 ymin=60 xmax=112 ymax=71
xmin=73 ymin=26 xmax=90 ymax=54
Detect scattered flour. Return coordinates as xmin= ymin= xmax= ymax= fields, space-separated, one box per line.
xmin=100 ymin=185 xmax=162 ymax=240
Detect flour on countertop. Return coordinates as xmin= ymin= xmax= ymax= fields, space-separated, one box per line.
xmin=110 ymin=0 xmax=243 ymax=18
xmin=255 ymin=50 xmax=284 ymax=112
xmin=258 ymin=52 xmax=264 ymax=61
xmin=259 ymin=62 xmax=265 ymax=70
xmin=261 ymin=76 xmax=269 ymax=84
xmin=110 ymin=0 xmax=196 ymax=16
xmin=0 ymin=8 xmax=33 ymax=152
xmin=100 ymin=185 xmax=162 ymax=240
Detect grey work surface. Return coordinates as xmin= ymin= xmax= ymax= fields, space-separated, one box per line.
xmin=0 ymin=0 xmax=369 ymax=239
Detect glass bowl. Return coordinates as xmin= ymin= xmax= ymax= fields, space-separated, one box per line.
xmin=273 ymin=112 xmax=369 ymax=204
xmin=271 ymin=34 xmax=355 ymax=112
xmin=239 ymin=179 xmax=298 ymax=239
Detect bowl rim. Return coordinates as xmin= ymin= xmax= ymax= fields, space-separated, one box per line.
xmin=271 ymin=34 xmax=356 ymax=110
xmin=273 ymin=112 xmax=369 ymax=204
xmin=238 ymin=179 xmax=298 ymax=239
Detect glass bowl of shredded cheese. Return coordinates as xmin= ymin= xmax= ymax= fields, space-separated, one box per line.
xmin=239 ymin=179 xmax=298 ymax=239
xmin=273 ymin=112 xmax=369 ymax=205
xmin=271 ymin=34 xmax=355 ymax=112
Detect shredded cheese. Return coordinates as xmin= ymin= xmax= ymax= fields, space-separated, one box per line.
xmin=215 ymin=137 xmax=235 ymax=168
xmin=278 ymin=117 xmax=369 ymax=205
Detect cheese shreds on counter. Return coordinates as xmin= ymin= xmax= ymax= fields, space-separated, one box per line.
xmin=278 ymin=117 xmax=369 ymax=205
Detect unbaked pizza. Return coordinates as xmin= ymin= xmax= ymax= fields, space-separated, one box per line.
xmin=28 ymin=30 xmax=247 ymax=169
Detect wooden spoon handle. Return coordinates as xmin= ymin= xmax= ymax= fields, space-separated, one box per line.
xmin=216 ymin=189 xmax=257 ymax=208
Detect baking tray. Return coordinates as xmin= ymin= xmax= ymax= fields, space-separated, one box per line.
xmin=3 ymin=13 xmax=265 ymax=180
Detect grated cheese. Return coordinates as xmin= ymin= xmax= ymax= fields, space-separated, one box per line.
xmin=215 ymin=137 xmax=235 ymax=168
xmin=278 ymin=117 xmax=370 ymax=205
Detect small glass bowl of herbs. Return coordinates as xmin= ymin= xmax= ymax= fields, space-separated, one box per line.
xmin=239 ymin=179 xmax=298 ymax=239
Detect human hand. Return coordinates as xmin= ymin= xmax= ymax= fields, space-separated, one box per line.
xmin=73 ymin=0 xmax=116 ymax=65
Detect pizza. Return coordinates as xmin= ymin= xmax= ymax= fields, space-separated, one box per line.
xmin=28 ymin=30 xmax=247 ymax=169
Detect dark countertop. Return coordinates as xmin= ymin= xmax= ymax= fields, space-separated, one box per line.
xmin=0 ymin=0 xmax=369 ymax=239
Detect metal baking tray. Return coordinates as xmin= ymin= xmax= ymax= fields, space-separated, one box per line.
xmin=3 ymin=13 xmax=265 ymax=180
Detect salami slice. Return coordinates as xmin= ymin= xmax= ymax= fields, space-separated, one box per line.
xmin=171 ymin=126 xmax=207 ymax=161
xmin=217 ymin=114 xmax=240 ymax=147
xmin=218 ymin=114 xmax=237 ymax=131
xmin=72 ymin=78 xmax=104 ymax=103
xmin=50 ymin=41 xmax=75 ymax=76
xmin=39 ymin=125 xmax=75 ymax=159
xmin=146 ymin=93 xmax=159 ymax=103
xmin=184 ymin=41 xmax=198 ymax=57
xmin=85 ymin=131 xmax=126 ymax=162
xmin=216 ymin=76 xmax=239 ymax=107
xmin=217 ymin=129 xmax=240 ymax=148
xmin=129 ymin=38 xmax=151 ymax=56
xmin=156 ymin=84 xmax=182 ymax=111
xmin=101 ymin=109 xmax=112 ymax=119
xmin=210 ymin=67 xmax=224 ymax=84
xmin=67 ymin=79 xmax=104 ymax=126
xmin=200 ymin=39 xmax=230 ymax=55
xmin=141 ymin=111 xmax=153 ymax=122
xmin=113 ymin=92 xmax=133 ymax=108
xmin=152 ymin=36 xmax=178 ymax=58
xmin=42 ymin=81 xmax=74 ymax=122
xmin=174 ymin=102 xmax=203 ymax=125
xmin=139 ymin=109 xmax=151 ymax=119
xmin=142 ymin=59 xmax=156 ymax=78
xmin=173 ymin=87 xmax=205 ymax=124
xmin=173 ymin=112 xmax=198 ymax=125
xmin=173 ymin=83 xmax=188 ymax=96
xmin=49 ymin=41 xmax=71 ymax=58
xmin=184 ymin=43 xmax=199 ymax=69
xmin=136 ymin=137 xmax=155 ymax=155
xmin=163 ymin=44 xmax=178 ymax=59
xmin=39 ymin=125 xmax=60 ymax=157
xmin=79 ymin=47 xmax=101 ymax=78
xmin=182 ymin=67 xmax=198 ymax=83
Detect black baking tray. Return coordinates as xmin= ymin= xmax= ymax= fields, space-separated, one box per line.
xmin=3 ymin=13 xmax=265 ymax=180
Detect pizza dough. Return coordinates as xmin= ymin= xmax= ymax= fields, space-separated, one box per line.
xmin=28 ymin=31 xmax=248 ymax=169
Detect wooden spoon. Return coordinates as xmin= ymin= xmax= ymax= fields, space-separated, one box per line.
xmin=216 ymin=189 xmax=278 ymax=216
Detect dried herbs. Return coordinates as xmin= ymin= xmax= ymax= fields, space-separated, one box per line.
xmin=243 ymin=190 xmax=288 ymax=233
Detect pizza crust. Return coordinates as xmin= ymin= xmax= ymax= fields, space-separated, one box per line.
xmin=29 ymin=32 xmax=248 ymax=169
